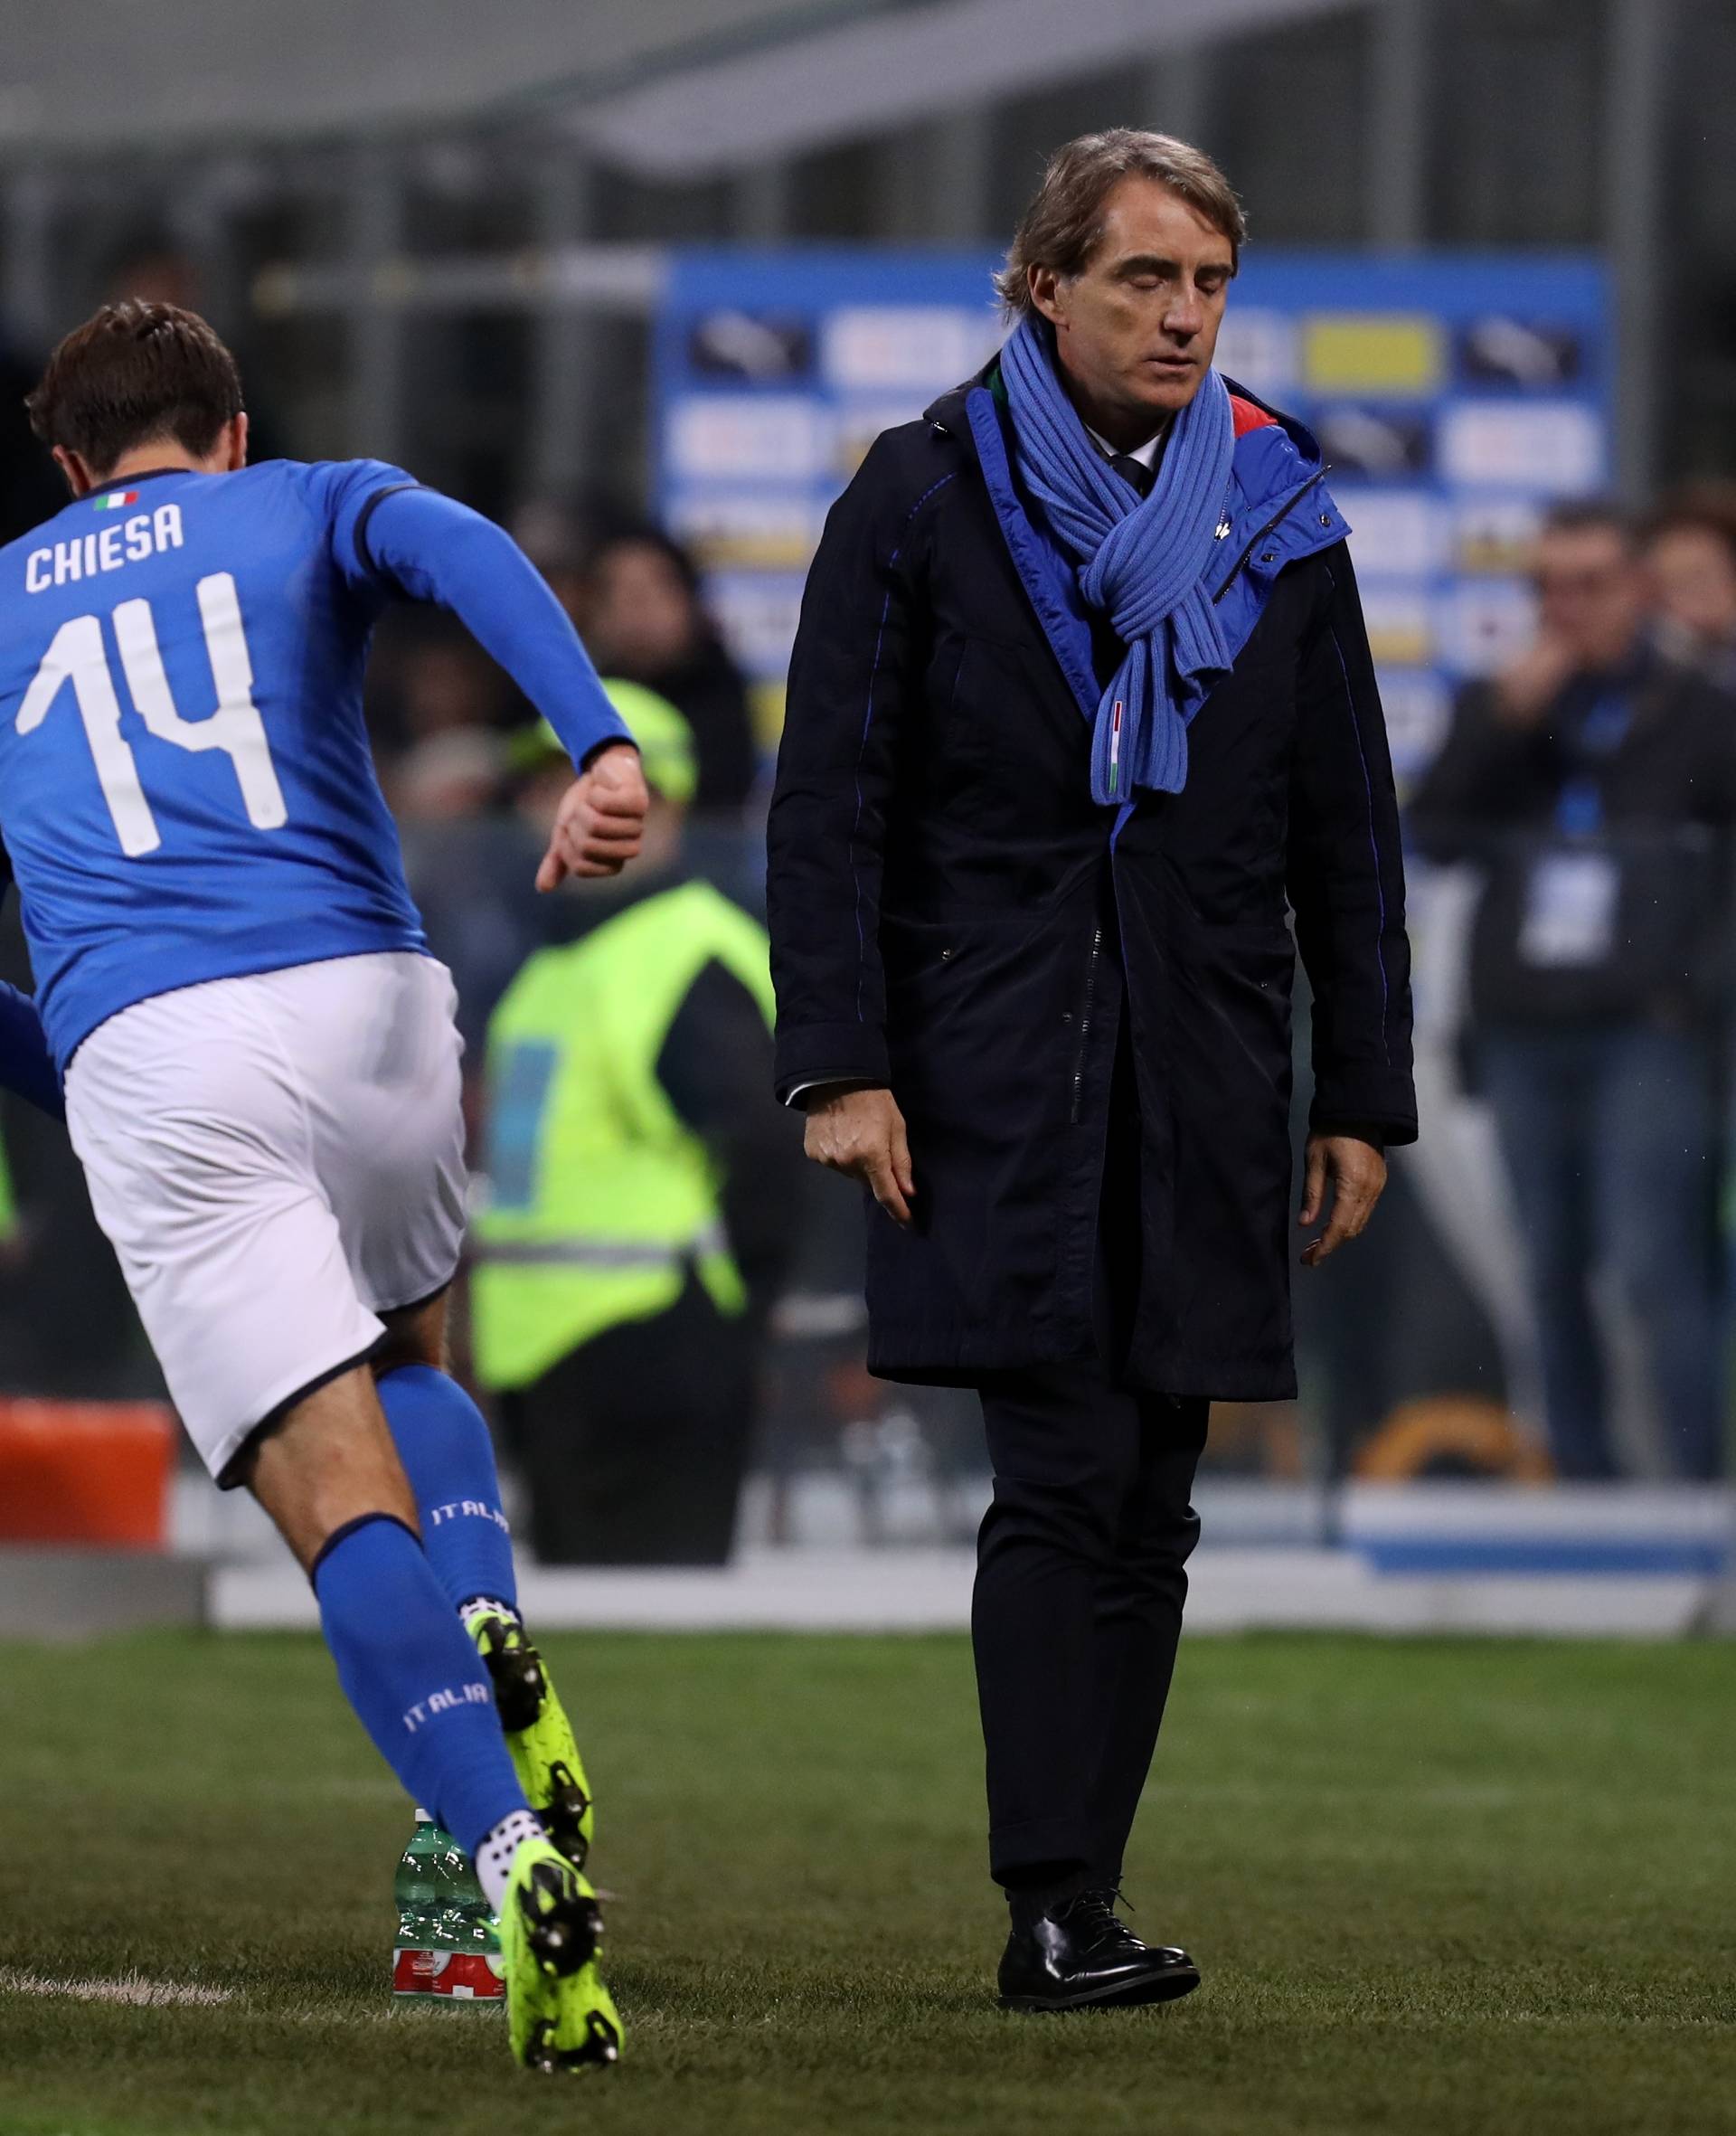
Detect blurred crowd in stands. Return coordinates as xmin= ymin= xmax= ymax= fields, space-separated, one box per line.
xmin=3 ymin=283 xmax=1736 ymax=1510
xmin=385 ymin=505 xmax=767 ymax=1052
xmin=1315 ymin=487 xmax=1736 ymax=1489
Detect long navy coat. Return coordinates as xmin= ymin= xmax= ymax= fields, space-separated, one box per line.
xmin=766 ymin=364 xmax=1416 ymax=1400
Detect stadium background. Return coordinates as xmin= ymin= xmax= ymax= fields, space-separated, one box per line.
xmin=4 ymin=0 xmax=1733 ymax=1615
xmin=2 ymin=9 xmax=1735 ymax=2132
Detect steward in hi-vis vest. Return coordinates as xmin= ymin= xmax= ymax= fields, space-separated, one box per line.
xmin=473 ymin=682 xmax=804 ymax=1565
xmin=473 ymin=876 xmax=776 ymax=1387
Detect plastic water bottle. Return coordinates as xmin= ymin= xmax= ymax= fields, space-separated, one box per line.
xmin=392 ymin=1811 xmax=505 ymax=2003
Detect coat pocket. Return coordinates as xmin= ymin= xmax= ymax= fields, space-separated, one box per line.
xmin=1191 ymin=915 xmax=1298 ymax=1119
xmin=880 ymin=908 xmax=1081 ymax=1140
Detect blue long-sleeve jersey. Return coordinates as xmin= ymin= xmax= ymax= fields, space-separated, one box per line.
xmin=0 ymin=458 xmax=631 ymax=1074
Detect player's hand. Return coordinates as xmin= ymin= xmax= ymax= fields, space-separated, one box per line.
xmin=804 ymin=1085 xmax=915 ymax=1227
xmin=1298 ymin=1133 xmax=1387 ymax=1267
xmin=535 ymin=743 xmax=648 ymax=891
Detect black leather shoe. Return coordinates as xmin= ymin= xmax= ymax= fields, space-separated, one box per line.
xmin=997 ymin=1888 xmax=1201 ymax=2012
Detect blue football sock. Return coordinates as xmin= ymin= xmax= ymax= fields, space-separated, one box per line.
xmin=313 ymin=1512 xmax=526 ymax=1857
xmin=377 ymin=1364 xmax=518 ymax=1615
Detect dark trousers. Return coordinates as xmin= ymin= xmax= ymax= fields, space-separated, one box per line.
xmin=974 ymin=1367 xmax=1207 ymax=1886
xmin=971 ymin=1018 xmax=1209 ymax=1888
xmin=1480 ymin=1025 xmax=1722 ymax=1480
xmin=505 ymin=1274 xmax=756 ymax=1565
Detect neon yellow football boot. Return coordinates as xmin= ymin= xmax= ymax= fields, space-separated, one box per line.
xmin=469 ymin=1610 xmax=595 ymax=1873
xmin=499 ymin=1835 xmax=622 ymax=2074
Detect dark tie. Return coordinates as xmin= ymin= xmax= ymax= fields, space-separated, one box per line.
xmin=1110 ymin=452 xmax=1155 ymax=500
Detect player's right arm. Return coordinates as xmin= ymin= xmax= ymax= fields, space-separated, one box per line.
xmin=314 ymin=462 xmax=648 ymax=884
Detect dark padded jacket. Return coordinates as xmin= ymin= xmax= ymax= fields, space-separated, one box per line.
xmin=767 ymin=365 xmax=1415 ymax=1399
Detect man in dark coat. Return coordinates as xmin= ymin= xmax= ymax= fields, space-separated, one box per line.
xmin=766 ymin=130 xmax=1415 ymax=2009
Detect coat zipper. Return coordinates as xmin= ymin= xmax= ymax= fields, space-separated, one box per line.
xmin=1210 ymin=468 xmax=1331 ymax=604
xmin=1070 ymin=925 xmax=1103 ymax=1124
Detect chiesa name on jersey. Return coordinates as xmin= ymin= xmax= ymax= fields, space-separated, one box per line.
xmin=24 ymin=501 xmax=186 ymax=594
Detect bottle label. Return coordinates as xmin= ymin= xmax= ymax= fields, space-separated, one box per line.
xmin=392 ymin=1945 xmax=505 ymax=2000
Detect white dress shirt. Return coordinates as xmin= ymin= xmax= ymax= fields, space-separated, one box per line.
xmin=1084 ymin=423 xmax=1167 ymax=472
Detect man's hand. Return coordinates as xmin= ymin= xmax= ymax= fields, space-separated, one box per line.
xmin=535 ymin=742 xmax=648 ymax=892
xmin=1298 ymin=1133 xmax=1387 ymax=1267
xmin=803 ymin=1086 xmax=915 ymax=1226
xmin=1493 ymin=633 xmax=1576 ymax=726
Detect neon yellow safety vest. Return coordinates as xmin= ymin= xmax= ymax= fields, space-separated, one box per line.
xmin=471 ymin=880 xmax=776 ymax=1391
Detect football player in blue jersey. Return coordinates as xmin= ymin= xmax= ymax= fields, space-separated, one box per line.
xmin=0 ymin=301 xmax=647 ymax=2072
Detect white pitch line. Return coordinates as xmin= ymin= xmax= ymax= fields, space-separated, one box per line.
xmin=0 ymin=1966 xmax=234 ymax=2008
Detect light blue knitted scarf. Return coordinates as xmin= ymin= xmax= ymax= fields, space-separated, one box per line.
xmin=1000 ymin=314 xmax=1235 ymax=802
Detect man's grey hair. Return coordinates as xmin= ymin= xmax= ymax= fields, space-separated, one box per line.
xmin=995 ymin=128 xmax=1247 ymax=317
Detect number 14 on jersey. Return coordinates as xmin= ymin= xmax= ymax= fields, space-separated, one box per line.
xmin=18 ymin=572 xmax=288 ymax=855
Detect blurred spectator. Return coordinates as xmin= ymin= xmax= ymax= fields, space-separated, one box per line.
xmin=365 ymin=610 xmax=519 ymax=768
xmin=509 ymin=497 xmax=595 ymax=638
xmin=1410 ymin=501 xmax=1736 ymax=1480
xmin=470 ymin=684 xmax=804 ymax=1564
xmin=102 ymin=233 xmax=289 ymax=465
xmin=393 ymin=725 xmax=542 ymax=1063
xmin=392 ymin=727 xmax=508 ymax=823
xmin=0 ymin=329 xmax=66 ymax=544
xmin=1645 ymin=484 xmax=1736 ymax=693
xmin=581 ymin=528 xmax=759 ymax=818
xmin=103 ymin=238 xmax=200 ymax=311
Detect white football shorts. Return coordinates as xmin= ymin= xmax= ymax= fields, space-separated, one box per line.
xmin=64 ymin=951 xmax=467 ymax=1484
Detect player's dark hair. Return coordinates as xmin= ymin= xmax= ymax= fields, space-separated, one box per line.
xmin=25 ymin=301 xmax=242 ymax=475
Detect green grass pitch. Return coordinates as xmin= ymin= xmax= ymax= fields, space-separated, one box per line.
xmin=0 ymin=1629 xmax=1731 ymax=2135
